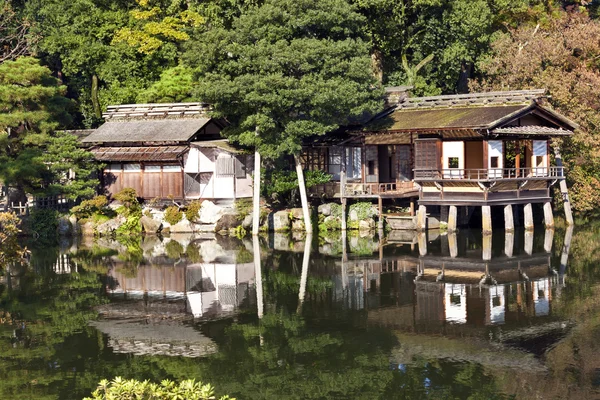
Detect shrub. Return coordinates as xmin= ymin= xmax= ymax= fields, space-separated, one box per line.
xmin=71 ymin=195 xmax=109 ymax=220
xmin=235 ymin=198 xmax=253 ymax=220
xmin=84 ymin=377 xmax=234 ymax=400
xmin=28 ymin=208 xmax=59 ymax=238
xmin=113 ymin=188 xmax=139 ymax=210
xmin=165 ymin=240 xmax=184 ymax=259
xmin=164 ymin=205 xmax=183 ymax=225
xmin=186 ymin=243 xmax=203 ymax=263
xmin=349 ymin=202 xmax=376 ymax=221
xmin=185 ymin=200 xmax=202 ymax=222
xmin=0 ymin=212 xmax=27 ymax=268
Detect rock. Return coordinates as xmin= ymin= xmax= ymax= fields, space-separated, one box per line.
xmin=349 ymin=209 xmax=359 ymax=221
xmin=69 ymin=215 xmax=79 ymax=236
xmin=81 ymin=221 xmax=95 ymax=237
xmin=242 ymin=214 xmax=253 ymax=229
xmin=269 ymin=211 xmax=290 ymax=232
xmin=140 ymin=215 xmax=162 ymax=234
xmin=96 ymin=215 xmax=126 ymax=236
xmin=215 ymin=213 xmax=241 ymax=232
xmin=273 ymin=233 xmax=291 ymax=251
xmin=192 ymin=223 xmax=216 ymax=232
xmin=199 ymin=200 xmax=225 ymax=224
xmin=170 ymin=218 xmax=193 ymax=233
xmin=318 ymin=203 xmax=332 ymax=216
xmin=291 ymin=219 xmax=305 ymax=231
xmin=359 ymin=220 xmax=372 ymax=231
xmin=322 ymin=215 xmax=341 ymax=230
xmin=57 ymin=216 xmax=72 ymax=236
xmin=290 ymin=208 xmax=304 ymax=220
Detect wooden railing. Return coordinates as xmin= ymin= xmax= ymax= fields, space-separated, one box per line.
xmin=414 ymin=167 xmax=564 ymax=181
xmin=308 ymin=181 xmax=416 ymax=197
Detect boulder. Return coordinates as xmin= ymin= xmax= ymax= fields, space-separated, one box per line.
xmin=269 ymin=211 xmax=290 ymax=232
xmin=81 ymin=221 xmax=95 ymax=237
xmin=273 ymin=233 xmax=291 ymax=251
xmin=359 ymin=220 xmax=371 ymax=231
xmin=215 ymin=213 xmax=241 ymax=232
xmin=170 ymin=218 xmax=193 ymax=233
xmin=96 ymin=215 xmax=126 ymax=236
xmin=349 ymin=209 xmax=359 ymax=221
xmin=69 ymin=215 xmax=79 ymax=236
xmin=291 ymin=219 xmax=305 ymax=232
xmin=242 ymin=214 xmax=253 ymax=229
xmin=318 ymin=203 xmax=332 ymax=216
xmin=140 ymin=215 xmax=162 ymax=234
xmin=199 ymin=200 xmax=225 ymax=224
xmin=290 ymin=208 xmax=304 ymax=220
xmin=57 ymin=216 xmax=72 ymax=236
xmin=192 ymin=223 xmax=217 ymax=232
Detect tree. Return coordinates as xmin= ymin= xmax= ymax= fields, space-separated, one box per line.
xmin=189 ymin=0 xmax=384 ymax=232
xmin=0 ymin=1 xmax=36 ymax=64
xmin=0 ymin=57 xmax=97 ymax=202
xmin=472 ymin=11 xmax=600 ymax=214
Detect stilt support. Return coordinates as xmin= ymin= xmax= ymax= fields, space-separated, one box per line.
xmin=554 ymin=148 xmax=574 ymax=225
xmin=482 ymin=206 xmax=492 ymax=234
xmin=524 ymin=203 xmax=534 ymax=231
xmin=416 ymin=205 xmax=427 ymax=231
xmin=378 ymin=197 xmax=384 ymax=230
xmin=543 ymin=202 xmax=554 ymax=229
xmin=448 ymin=206 xmax=457 ymax=233
xmin=482 ymin=233 xmax=492 ymax=261
xmin=504 ymin=205 xmax=514 ymax=233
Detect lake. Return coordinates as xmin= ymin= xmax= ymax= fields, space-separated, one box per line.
xmin=0 ymin=224 xmax=598 ymax=399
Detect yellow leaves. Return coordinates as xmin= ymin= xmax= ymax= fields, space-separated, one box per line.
xmin=112 ymin=2 xmax=205 ymax=54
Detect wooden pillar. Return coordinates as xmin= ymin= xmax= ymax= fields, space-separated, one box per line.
xmin=524 ymin=203 xmax=534 ymax=231
xmin=297 ymin=233 xmax=312 ymax=313
xmin=524 ymin=230 xmax=534 ymax=256
xmin=504 ymin=204 xmax=514 ymax=232
xmin=554 ymin=148 xmax=574 ymax=225
xmin=543 ymin=202 xmax=554 ymax=229
xmin=482 ymin=233 xmax=492 ymax=261
xmin=448 ymin=205 xmax=457 ymax=233
xmin=448 ymin=233 xmax=458 ymax=258
xmin=416 ymin=205 xmax=427 ymax=231
xmin=544 ymin=228 xmax=554 ymax=253
xmin=378 ymin=196 xmax=384 ymax=230
xmin=341 ymin=170 xmax=347 ymax=231
xmin=409 ymin=200 xmax=415 ymax=217
xmin=252 ymin=148 xmax=262 ymax=235
xmin=295 ymin=154 xmax=313 ymax=233
xmin=417 ymin=232 xmax=427 ymax=256
xmin=253 ymin=235 xmax=264 ymax=319
xmin=504 ymin=231 xmax=514 ymax=258
xmin=482 ymin=206 xmax=492 ymax=234
xmin=559 ymin=226 xmax=574 ymax=284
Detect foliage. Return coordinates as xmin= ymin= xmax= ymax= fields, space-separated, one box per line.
xmin=27 ymin=208 xmax=59 ymax=238
xmin=84 ymin=377 xmax=233 ymax=400
xmin=231 ymin=225 xmax=247 ymax=239
xmin=113 ymin=188 xmax=142 ymax=235
xmin=0 ymin=0 xmax=37 ymax=63
xmin=165 ymin=239 xmax=184 ymax=259
xmin=71 ymin=195 xmax=109 ymax=220
xmin=0 ymin=211 xmax=26 ymax=268
xmin=138 ymin=65 xmax=195 ymax=103
xmin=264 ymin=169 xmax=332 ymax=206
xmin=234 ymin=198 xmax=253 ymax=220
xmin=349 ymin=202 xmax=376 ymax=221
xmin=190 ymin=0 xmax=384 ymax=160
xmin=164 ymin=205 xmax=183 ymax=225
xmin=236 ymin=245 xmax=253 ymax=263
xmin=473 ymin=11 xmax=600 ymax=215
xmin=186 ymin=242 xmax=203 ymax=263
xmin=184 ymin=200 xmax=202 ymax=223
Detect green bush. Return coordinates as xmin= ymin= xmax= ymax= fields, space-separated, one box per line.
xmin=234 ymin=198 xmax=253 ymax=220
xmin=349 ymin=202 xmax=375 ymax=221
xmin=186 ymin=243 xmax=203 ymax=263
xmin=185 ymin=200 xmax=202 ymax=222
xmin=165 ymin=205 xmax=183 ymax=225
xmin=84 ymin=377 xmax=234 ymax=400
xmin=113 ymin=188 xmax=139 ymax=210
xmin=165 ymin=240 xmax=184 ymax=259
xmin=71 ymin=195 xmax=109 ymax=220
xmin=28 ymin=208 xmax=59 ymax=238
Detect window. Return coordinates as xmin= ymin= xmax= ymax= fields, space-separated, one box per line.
xmin=123 ymin=163 xmax=141 ymax=172
xmin=368 ymin=160 xmax=375 ymax=175
xmin=345 ymin=147 xmax=362 ymax=180
xmin=145 ymin=165 xmax=161 ymax=172
xmin=490 ymin=156 xmax=499 ymax=168
xmin=163 ymin=165 xmax=182 ymax=172
xmin=108 ymin=163 xmax=122 ymax=172
xmin=448 ymin=157 xmax=459 ymax=169
xmin=328 ymin=146 xmax=342 ymax=180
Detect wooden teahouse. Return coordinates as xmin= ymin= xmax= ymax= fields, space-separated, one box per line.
xmin=303 ymin=89 xmax=578 ymax=231
xmin=83 ymin=103 xmax=254 ymax=202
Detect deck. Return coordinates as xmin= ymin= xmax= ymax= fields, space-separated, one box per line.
xmin=309 ymin=181 xmax=419 ymax=199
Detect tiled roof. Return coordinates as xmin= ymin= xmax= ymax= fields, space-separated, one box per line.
xmin=396 ymin=89 xmax=546 ymax=110
xmin=82 ymin=118 xmax=211 ymax=143
xmin=90 ymin=146 xmax=188 ymax=161
xmin=492 ymin=125 xmax=573 ymax=136
xmin=102 ymin=102 xmax=211 ymax=120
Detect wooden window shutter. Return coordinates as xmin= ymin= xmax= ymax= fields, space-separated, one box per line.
xmin=216 ymin=157 xmax=235 ymax=177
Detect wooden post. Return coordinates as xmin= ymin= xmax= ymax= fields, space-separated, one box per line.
xmin=448 ymin=206 xmax=457 ymax=233
xmin=448 ymin=233 xmax=458 ymax=258
xmin=524 ymin=230 xmax=534 ymax=255
xmin=416 ymin=205 xmax=427 ymax=231
xmin=253 ymin=235 xmax=263 ymax=319
xmin=482 ymin=206 xmax=492 ymax=234
xmin=341 ymin=170 xmax=347 ymax=231
xmin=524 ymin=203 xmax=534 ymax=231
xmin=377 ymin=196 xmax=383 ymax=230
xmin=297 ymin=233 xmax=312 ymax=313
xmin=252 ymin=146 xmax=261 ymax=235
xmin=482 ymin=233 xmax=492 ymax=261
xmin=559 ymin=226 xmax=573 ymax=285
xmin=554 ymin=148 xmax=574 ymax=225
xmin=417 ymin=232 xmax=427 ymax=256
xmin=504 ymin=204 xmax=514 ymax=232
xmin=294 ymin=154 xmax=313 ymax=233
xmin=504 ymin=231 xmax=514 ymax=257
xmin=543 ymin=202 xmax=554 ymax=229
xmin=544 ymin=228 xmax=554 ymax=253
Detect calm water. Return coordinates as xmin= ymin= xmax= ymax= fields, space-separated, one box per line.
xmin=1 ymin=224 xmax=599 ymax=399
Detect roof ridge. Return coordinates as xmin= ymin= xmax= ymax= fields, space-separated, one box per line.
xmin=396 ymin=89 xmax=546 ymax=110
xmin=103 ymin=102 xmax=212 ymax=120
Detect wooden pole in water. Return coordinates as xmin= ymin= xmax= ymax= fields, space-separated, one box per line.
xmin=252 ymin=128 xmax=261 ymax=236
xmin=295 ymin=154 xmax=313 ymax=233
xmin=554 ymin=148 xmax=574 ymax=225
xmin=341 ymin=170 xmax=347 ymax=231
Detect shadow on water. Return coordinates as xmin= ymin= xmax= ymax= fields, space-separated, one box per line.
xmin=2 ymin=224 xmax=600 ymax=399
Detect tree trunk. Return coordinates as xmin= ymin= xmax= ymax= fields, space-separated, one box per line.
xmin=371 ymin=49 xmax=384 ymax=83
xmin=91 ymin=74 xmax=102 ymax=119
xmin=294 ymin=154 xmax=313 ymax=233
xmin=252 ymin=149 xmax=261 ymax=235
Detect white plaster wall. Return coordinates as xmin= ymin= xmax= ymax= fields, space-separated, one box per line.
xmin=442 ymin=141 xmax=464 ymax=178
xmin=533 ymin=140 xmax=548 ymax=176
xmin=488 ymin=140 xmax=503 ymax=178
xmin=444 ymin=283 xmax=467 ymax=323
